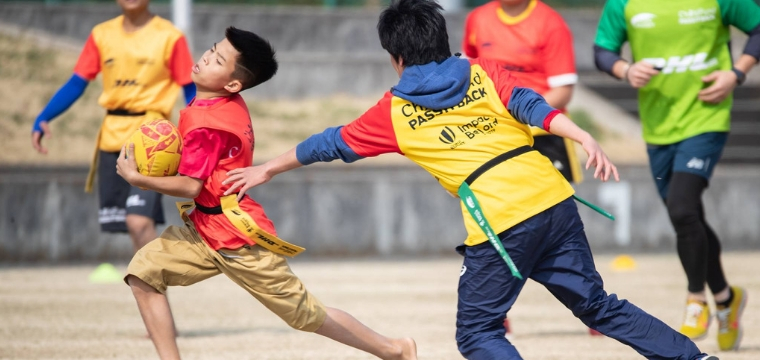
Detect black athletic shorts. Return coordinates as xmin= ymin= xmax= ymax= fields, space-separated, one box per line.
xmin=532 ymin=134 xmax=579 ymax=183
xmin=97 ymin=150 xmax=165 ymax=233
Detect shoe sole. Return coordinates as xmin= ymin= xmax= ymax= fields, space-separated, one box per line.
xmin=722 ymin=289 xmax=747 ymax=351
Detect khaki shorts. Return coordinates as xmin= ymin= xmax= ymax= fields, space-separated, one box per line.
xmin=126 ymin=223 xmax=327 ymax=332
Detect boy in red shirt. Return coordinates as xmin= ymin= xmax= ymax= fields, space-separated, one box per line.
xmin=116 ymin=27 xmax=416 ymax=360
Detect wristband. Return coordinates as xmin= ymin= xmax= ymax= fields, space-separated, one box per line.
xmin=732 ymin=67 xmax=746 ymax=85
xmin=622 ymin=63 xmax=631 ymax=83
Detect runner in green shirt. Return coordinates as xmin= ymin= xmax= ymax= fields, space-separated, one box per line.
xmin=594 ymin=0 xmax=760 ymax=351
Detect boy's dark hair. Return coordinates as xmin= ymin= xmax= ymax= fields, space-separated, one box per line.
xmin=225 ymin=27 xmax=278 ymax=91
xmin=377 ymin=0 xmax=451 ymax=67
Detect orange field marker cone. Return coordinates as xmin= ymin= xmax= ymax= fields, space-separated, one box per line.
xmin=610 ymin=254 xmax=637 ymax=272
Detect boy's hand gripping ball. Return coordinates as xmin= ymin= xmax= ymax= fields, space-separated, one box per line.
xmin=128 ymin=119 xmax=183 ymax=177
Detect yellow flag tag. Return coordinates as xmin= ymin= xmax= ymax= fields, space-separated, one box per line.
xmin=176 ymin=196 xmax=306 ymax=257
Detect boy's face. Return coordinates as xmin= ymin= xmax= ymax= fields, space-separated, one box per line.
xmin=116 ymin=0 xmax=149 ymax=13
xmin=192 ymin=38 xmax=243 ymax=94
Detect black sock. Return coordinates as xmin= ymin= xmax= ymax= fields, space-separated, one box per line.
xmin=717 ymin=288 xmax=734 ymax=308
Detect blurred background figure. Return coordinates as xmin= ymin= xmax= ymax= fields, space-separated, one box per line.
xmin=31 ymin=0 xmax=196 ymax=253
xmin=463 ymin=0 xmax=583 ymax=185
xmin=462 ymin=0 xmax=588 ymax=339
xmin=593 ymin=0 xmax=760 ymax=350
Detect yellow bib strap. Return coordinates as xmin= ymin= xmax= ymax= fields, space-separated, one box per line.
xmin=175 ymin=196 xmax=306 ymax=257
xmin=84 ymin=130 xmax=103 ymax=193
xmin=176 ymin=200 xmax=195 ymax=223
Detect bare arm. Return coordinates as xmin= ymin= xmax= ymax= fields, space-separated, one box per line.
xmin=116 ymin=143 xmax=204 ymax=199
xmin=541 ymin=85 xmax=573 ymax=109
xmin=222 ymin=147 xmax=301 ymax=201
xmin=546 ymin=114 xmax=619 ymax=182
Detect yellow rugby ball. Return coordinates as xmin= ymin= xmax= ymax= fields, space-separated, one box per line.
xmin=128 ymin=119 xmax=183 ymax=177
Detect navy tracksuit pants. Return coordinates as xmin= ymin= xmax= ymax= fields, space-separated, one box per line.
xmin=455 ymin=198 xmax=706 ymax=360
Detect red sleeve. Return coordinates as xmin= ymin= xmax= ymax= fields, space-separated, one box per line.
xmin=462 ymin=12 xmax=479 ymax=58
xmin=542 ymin=17 xmax=577 ymax=83
xmin=178 ymin=128 xmax=241 ymax=180
xmin=340 ymin=92 xmax=402 ymax=157
xmin=169 ymin=35 xmax=194 ymax=86
xmin=470 ymin=58 xmax=521 ymax=108
xmin=73 ymin=34 xmax=100 ymax=80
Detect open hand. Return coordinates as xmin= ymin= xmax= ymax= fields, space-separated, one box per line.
xmin=698 ymin=70 xmax=737 ymax=104
xmin=116 ymin=143 xmax=139 ymax=185
xmin=223 ymin=165 xmax=272 ymax=201
xmin=581 ymin=137 xmax=619 ymax=182
xmin=31 ymin=121 xmax=52 ymax=154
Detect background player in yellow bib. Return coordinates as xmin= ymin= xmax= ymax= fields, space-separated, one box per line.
xmin=223 ymin=1 xmax=720 ymax=359
xmin=31 ymin=0 xmax=196 ymax=252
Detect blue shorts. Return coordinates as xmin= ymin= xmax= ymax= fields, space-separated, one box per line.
xmin=646 ymin=132 xmax=728 ymax=200
xmin=454 ymin=197 xmax=704 ymax=360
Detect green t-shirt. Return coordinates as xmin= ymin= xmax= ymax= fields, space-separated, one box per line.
xmin=595 ymin=0 xmax=760 ymax=144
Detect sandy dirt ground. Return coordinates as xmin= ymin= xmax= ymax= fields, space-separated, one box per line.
xmin=1 ymin=252 xmax=759 ymax=360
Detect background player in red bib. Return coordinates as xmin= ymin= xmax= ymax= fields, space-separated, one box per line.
xmin=31 ymin=0 xmax=196 ymax=252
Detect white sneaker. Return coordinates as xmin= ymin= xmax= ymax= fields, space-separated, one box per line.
xmin=698 ymin=355 xmax=719 ymax=360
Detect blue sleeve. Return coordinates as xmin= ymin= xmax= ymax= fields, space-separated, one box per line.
xmin=33 ymin=74 xmax=89 ymax=133
xmin=183 ymin=83 xmax=196 ymax=105
xmin=295 ymin=126 xmax=365 ymax=165
xmin=506 ymin=87 xmax=557 ymax=129
xmin=744 ymin=24 xmax=760 ymax=60
xmin=594 ymin=45 xmax=624 ymax=78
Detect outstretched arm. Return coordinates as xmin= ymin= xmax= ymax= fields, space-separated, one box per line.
xmin=224 ymin=96 xmax=400 ymax=200
xmin=223 ymin=148 xmax=300 ymax=200
xmin=223 ymin=124 xmax=366 ymax=200
xmin=545 ymin=114 xmax=619 ymax=182
xmin=507 ymin=87 xmax=619 ymax=182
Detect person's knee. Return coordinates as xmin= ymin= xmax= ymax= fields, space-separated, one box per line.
xmin=282 ymin=305 xmax=326 ymax=332
xmin=666 ymin=197 xmax=701 ymax=227
xmin=575 ymin=292 xmax=631 ymax=328
xmin=126 ymin=215 xmax=155 ymax=234
xmin=126 ymin=274 xmax=158 ymax=294
xmin=665 ymin=172 xmax=708 ymax=225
